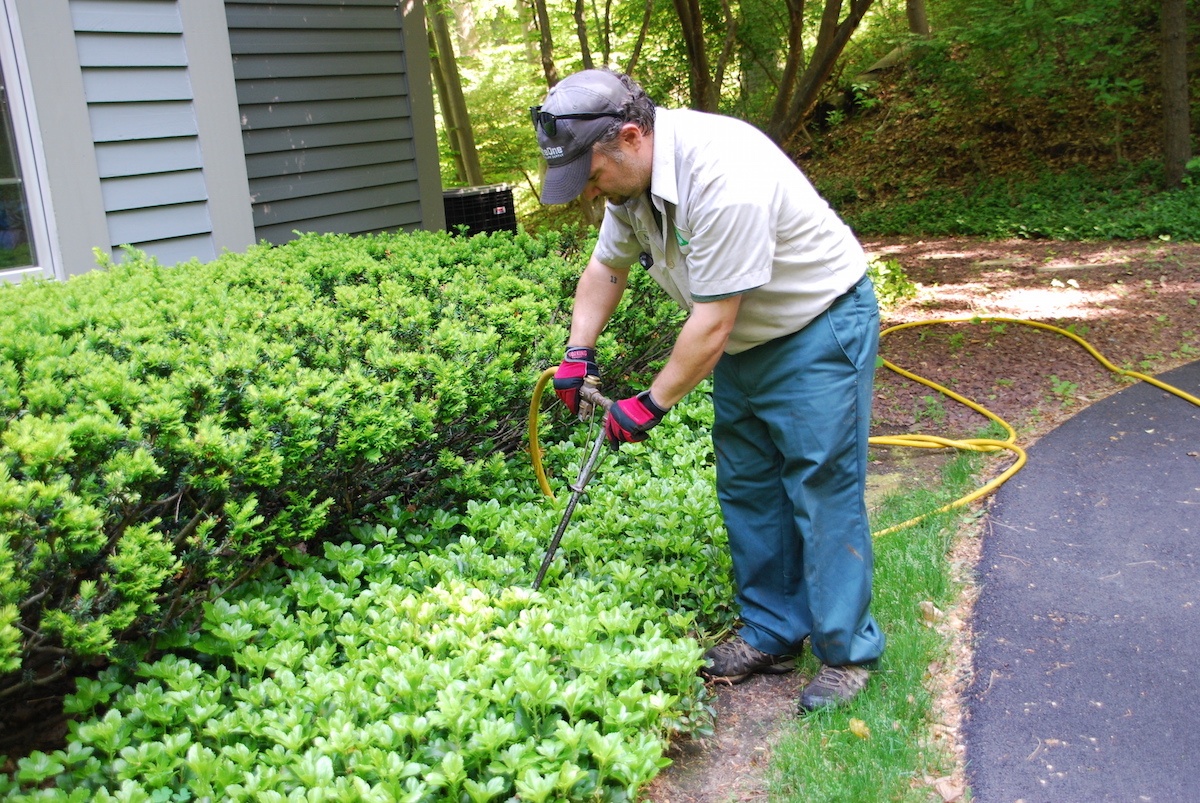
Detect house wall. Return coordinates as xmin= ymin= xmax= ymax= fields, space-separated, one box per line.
xmin=224 ymin=0 xmax=445 ymax=244
xmin=8 ymin=0 xmax=109 ymax=278
xmin=3 ymin=0 xmax=442 ymax=280
xmin=10 ymin=0 xmax=257 ymax=275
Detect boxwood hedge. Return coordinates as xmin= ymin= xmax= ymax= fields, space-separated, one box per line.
xmin=0 ymin=229 xmax=683 ymax=702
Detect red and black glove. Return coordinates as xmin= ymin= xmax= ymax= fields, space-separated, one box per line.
xmin=605 ymin=390 xmax=670 ymax=448
xmin=553 ymin=346 xmax=601 ymax=416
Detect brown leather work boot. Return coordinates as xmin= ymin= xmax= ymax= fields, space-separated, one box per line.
xmin=798 ymin=664 xmax=871 ymax=711
xmin=700 ymin=636 xmax=797 ymax=684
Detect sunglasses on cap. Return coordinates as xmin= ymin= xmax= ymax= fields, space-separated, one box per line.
xmin=530 ymin=106 xmax=622 ymax=137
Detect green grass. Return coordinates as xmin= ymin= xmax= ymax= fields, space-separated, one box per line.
xmin=768 ymin=445 xmax=993 ymax=802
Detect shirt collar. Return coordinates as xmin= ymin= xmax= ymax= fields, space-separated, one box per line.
xmin=648 ymin=108 xmax=679 ymax=207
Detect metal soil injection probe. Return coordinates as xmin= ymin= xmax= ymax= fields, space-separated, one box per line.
xmin=532 ymin=382 xmax=611 ymax=590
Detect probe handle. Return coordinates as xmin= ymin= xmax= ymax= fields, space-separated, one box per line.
xmin=580 ymin=384 xmax=612 ymax=412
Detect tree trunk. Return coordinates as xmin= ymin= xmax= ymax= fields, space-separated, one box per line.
xmin=530 ymin=0 xmax=560 ymax=88
xmin=599 ymin=0 xmax=614 ymax=65
xmin=574 ymin=0 xmax=595 ymax=69
xmin=428 ymin=28 xmax=468 ymax=183
xmin=767 ymin=0 xmax=875 ymax=147
xmin=1161 ymin=0 xmax=1191 ymax=189
xmin=672 ymin=0 xmax=715 ymax=110
xmin=522 ymin=11 xmax=540 ymax=65
xmin=671 ymin=0 xmax=737 ymax=111
xmin=907 ymin=0 xmax=930 ymax=36
xmin=625 ymin=0 xmax=655 ymax=75
xmin=768 ymin=0 xmax=806 ymax=130
xmin=713 ymin=0 xmax=740 ymax=101
xmin=428 ymin=0 xmax=485 ymax=186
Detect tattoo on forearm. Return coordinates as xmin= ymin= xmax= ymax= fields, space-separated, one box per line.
xmin=610 ymin=276 xmax=618 ymax=284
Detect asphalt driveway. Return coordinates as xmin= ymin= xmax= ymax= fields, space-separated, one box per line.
xmin=965 ymin=360 xmax=1200 ymax=802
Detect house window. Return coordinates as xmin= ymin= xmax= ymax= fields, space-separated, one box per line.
xmin=0 ymin=62 xmax=34 ymax=271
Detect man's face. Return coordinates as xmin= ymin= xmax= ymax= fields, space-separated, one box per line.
xmin=581 ymin=138 xmax=651 ymax=206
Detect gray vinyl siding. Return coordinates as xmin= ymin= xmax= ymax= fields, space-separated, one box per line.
xmin=5 ymin=0 xmax=430 ymax=279
xmin=225 ymin=0 xmax=427 ymax=244
xmin=71 ymin=0 xmax=217 ymax=264
xmin=93 ymin=138 xmax=202 ymax=178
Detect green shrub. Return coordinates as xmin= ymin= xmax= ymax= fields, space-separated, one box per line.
xmin=1 ymin=562 xmax=706 ymax=801
xmin=370 ymin=386 xmax=738 ymax=632
xmin=866 ymin=257 xmax=917 ymax=308
xmin=0 ymin=228 xmax=683 ymax=700
xmin=1 ymin=390 xmax=728 ymax=801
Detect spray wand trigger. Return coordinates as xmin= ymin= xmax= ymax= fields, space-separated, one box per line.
xmin=577 ymin=375 xmax=601 ymax=422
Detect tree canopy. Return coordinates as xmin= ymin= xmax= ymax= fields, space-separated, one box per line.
xmin=427 ymin=0 xmax=1195 ymax=224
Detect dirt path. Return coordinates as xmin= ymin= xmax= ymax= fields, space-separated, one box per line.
xmin=642 ymin=237 xmax=1200 ymax=802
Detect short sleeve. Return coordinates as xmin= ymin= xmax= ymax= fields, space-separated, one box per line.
xmin=681 ymin=166 xmax=775 ymax=298
xmin=592 ymin=203 xmax=641 ymax=270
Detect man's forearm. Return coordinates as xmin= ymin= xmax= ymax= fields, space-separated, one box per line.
xmin=649 ymin=295 xmax=741 ymax=408
xmin=568 ymin=257 xmax=629 ymax=347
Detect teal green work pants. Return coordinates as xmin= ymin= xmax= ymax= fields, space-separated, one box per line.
xmin=712 ymin=275 xmax=884 ymax=666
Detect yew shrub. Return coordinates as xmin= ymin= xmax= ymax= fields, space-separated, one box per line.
xmin=0 ymin=229 xmax=682 ymax=701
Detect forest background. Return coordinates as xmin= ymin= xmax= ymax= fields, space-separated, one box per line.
xmin=428 ymin=0 xmax=1197 ymax=238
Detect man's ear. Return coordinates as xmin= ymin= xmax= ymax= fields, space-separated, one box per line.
xmin=618 ymin=122 xmax=643 ymax=147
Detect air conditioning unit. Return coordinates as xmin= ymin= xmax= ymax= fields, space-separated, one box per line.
xmin=442 ymin=184 xmax=517 ymax=236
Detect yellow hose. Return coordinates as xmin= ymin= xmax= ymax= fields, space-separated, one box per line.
xmin=529 ymin=317 xmax=1200 ymax=535
xmin=529 ymin=366 xmax=558 ymax=499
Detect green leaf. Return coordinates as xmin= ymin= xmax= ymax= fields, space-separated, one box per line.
xmin=16 ymin=750 xmax=66 ymax=784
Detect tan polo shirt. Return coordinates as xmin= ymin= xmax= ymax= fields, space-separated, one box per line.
xmin=592 ymin=107 xmax=867 ymax=354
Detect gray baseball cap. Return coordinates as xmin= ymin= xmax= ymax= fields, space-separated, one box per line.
xmin=533 ymin=70 xmax=629 ymax=204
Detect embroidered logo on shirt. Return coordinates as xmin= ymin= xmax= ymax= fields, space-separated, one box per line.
xmin=675 ymin=231 xmax=689 ymax=247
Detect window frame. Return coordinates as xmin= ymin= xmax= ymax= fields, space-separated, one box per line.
xmin=1 ymin=0 xmax=61 ymax=282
